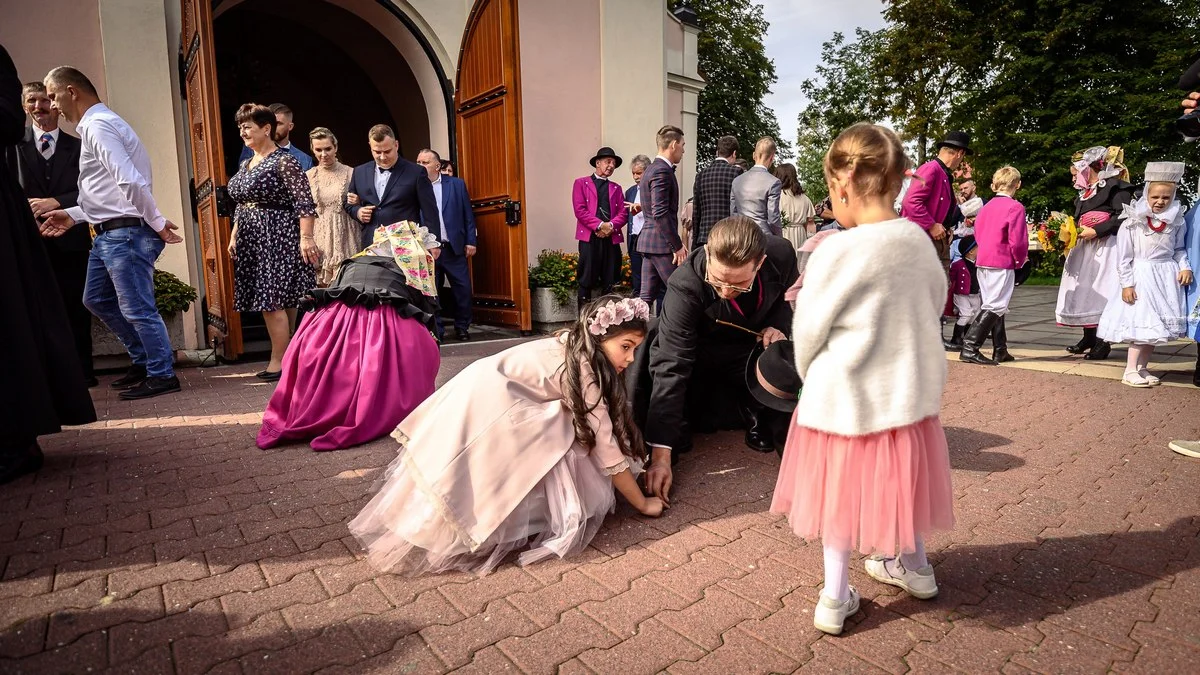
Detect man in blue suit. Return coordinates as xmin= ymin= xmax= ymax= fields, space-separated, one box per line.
xmin=418 ymin=149 xmax=476 ymax=341
xmin=344 ymin=125 xmax=441 ymax=249
xmin=237 ymin=103 xmax=313 ymax=170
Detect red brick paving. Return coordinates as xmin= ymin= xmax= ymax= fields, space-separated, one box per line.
xmin=3 ymin=343 xmax=1200 ymax=673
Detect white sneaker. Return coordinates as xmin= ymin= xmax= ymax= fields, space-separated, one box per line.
xmin=1138 ymin=368 xmax=1161 ymax=386
xmin=1169 ymin=440 xmax=1200 ymax=458
xmin=813 ymin=586 xmax=860 ymax=635
xmin=864 ymin=557 xmax=939 ymax=599
xmin=1122 ymin=371 xmax=1153 ymax=388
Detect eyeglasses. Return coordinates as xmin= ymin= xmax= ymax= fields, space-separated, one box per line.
xmin=705 ymin=269 xmax=758 ymax=294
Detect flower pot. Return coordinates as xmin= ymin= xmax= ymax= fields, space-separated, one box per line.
xmin=92 ymin=312 xmax=186 ymax=357
xmin=530 ymin=286 xmax=576 ymax=325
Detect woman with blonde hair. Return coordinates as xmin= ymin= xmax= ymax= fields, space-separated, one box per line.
xmin=305 ymin=127 xmax=359 ymax=286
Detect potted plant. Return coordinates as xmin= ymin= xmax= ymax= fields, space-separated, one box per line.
xmin=91 ymin=269 xmax=198 ymax=355
xmin=528 ymin=249 xmax=578 ymax=324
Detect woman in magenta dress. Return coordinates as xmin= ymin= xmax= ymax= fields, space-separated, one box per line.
xmin=773 ymin=124 xmax=955 ymax=635
xmin=257 ymin=221 xmax=441 ymax=451
xmin=350 ymin=295 xmax=664 ymax=576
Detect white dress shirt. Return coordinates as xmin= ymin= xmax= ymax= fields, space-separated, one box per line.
xmin=430 ymin=175 xmax=447 ymax=241
xmin=32 ymin=123 xmax=60 ymax=159
xmin=64 ymin=103 xmax=166 ymax=232
xmin=630 ymin=185 xmax=644 ymax=235
xmin=374 ymin=164 xmax=392 ymax=202
xmin=655 ymin=154 xmax=675 ymax=169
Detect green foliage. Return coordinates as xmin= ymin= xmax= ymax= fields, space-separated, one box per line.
xmin=153 ymin=269 xmax=198 ymax=317
xmin=1030 ymin=251 xmax=1065 ymax=280
xmin=528 ymin=250 xmax=579 ymax=305
xmin=680 ymin=0 xmax=792 ymax=163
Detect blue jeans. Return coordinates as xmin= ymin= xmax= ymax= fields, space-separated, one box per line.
xmin=84 ymin=226 xmax=175 ymax=378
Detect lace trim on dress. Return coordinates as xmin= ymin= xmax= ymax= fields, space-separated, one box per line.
xmin=602 ymin=458 xmax=631 ymax=476
xmin=389 ymin=428 xmax=484 ymax=552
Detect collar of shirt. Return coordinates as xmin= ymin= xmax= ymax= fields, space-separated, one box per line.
xmin=656 ymin=154 xmax=675 ymax=169
xmin=32 ymin=124 xmax=60 ymax=143
xmin=376 ymin=164 xmax=392 ymax=174
xmin=592 ymin=173 xmax=609 ymax=183
xmin=279 ymin=141 xmax=292 ymax=150
xmin=714 ymin=156 xmax=731 ymax=163
xmin=431 ymin=175 xmax=442 ymax=186
xmin=78 ymin=101 xmax=108 ymax=127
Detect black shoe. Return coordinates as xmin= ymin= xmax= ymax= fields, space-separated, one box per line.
xmin=1193 ymin=351 xmax=1200 ymax=387
xmin=991 ymin=316 xmax=1014 ymax=363
xmin=85 ymin=376 xmax=99 ymax=388
xmin=943 ymin=324 xmax=966 ymax=352
xmin=1066 ymin=328 xmax=1097 ymax=355
xmin=118 ymin=375 xmax=181 ymax=400
xmin=960 ymin=311 xmax=1000 ymax=366
xmin=455 ymin=329 xmax=471 ymax=342
xmin=1084 ymin=340 xmax=1111 ymax=360
xmin=992 ymin=348 xmax=1015 ymax=363
xmin=742 ymin=409 xmax=775 ymax=453
xmin=0 ymin=443 xmax=44 ymax=485
xmin=256 ymin=370 xmax=282 ymax=382
xmin=110 ymin=365 xmax=147 ymax=390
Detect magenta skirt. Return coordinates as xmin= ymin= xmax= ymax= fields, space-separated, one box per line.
xmin=771 ymin=414 xmax=955 ymax=556
xmin=257 ymin=304 xmax=440 ymax=451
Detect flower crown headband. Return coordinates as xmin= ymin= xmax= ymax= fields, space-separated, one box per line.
xmin=588 ymin=297 xmax=651 ymax=336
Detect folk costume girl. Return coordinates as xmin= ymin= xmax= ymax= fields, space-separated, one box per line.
xmin=350 ymin=296 xmax=663 ymax=576
xmin=772 ymin=124 xmax=955 ymax=636
xmin=1098 ymin=162 xmax=1192 ymax=387
xmin=1055 ymin=146 xmax=1135 ymax=360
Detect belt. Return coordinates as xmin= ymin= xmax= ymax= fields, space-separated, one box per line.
xmin=92 ymin=217 xmax=146 ymax=235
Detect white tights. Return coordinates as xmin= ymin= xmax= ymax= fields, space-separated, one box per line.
xmin=1126 ymin=343 xmax=1154 ymax=374
xmin=822 ymin=538 xmax=928 ymax=603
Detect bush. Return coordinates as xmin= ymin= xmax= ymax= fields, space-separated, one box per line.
xmin=1030 ymin=250 xmax=1064 ymax=280
xmin=528 ymin=250 xmax=579 ymax=305
xmin=154 ymin=269 xmax=198 ymax=317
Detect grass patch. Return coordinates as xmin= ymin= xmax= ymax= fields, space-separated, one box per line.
xmin=1021 ymin=275 xmax=1060 ymax=287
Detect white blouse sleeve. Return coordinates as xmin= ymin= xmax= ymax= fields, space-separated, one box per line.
xmin=1116 ymin=225 xmax=1135 ymax=288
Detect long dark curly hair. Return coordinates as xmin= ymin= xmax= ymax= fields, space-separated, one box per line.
xmin=559 ymin=295 xmax=647 ymax=459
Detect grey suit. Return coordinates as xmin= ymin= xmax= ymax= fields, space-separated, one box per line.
xmin=730 ymin=165 xmax=782 ymax=236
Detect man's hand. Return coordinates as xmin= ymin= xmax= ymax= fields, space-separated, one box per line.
xmin=1183 ymin=92 xmax=1199 ymax=111
xmin=1078 ymin=226 xmax=1098 ymax=241
xmin=465 ymin=245 xmax=477 ymax=258
xmin=346 ymin=192 xmax=360 ymax=205
xmin=38 ymin=209 xmax=75 ymax=237
xmin=1122 ymin=286 xmax=1137 ymax=305
xmin=929 ymin=222 xmax=948 ymax=241
xmin=431 ymin=247 xmax=442 ymax=261
xmin=597 ymin=222 xmax=613 ymax=238
xmin=28 ymin=197 xmax=60 ymax=219
xmin=157 ymin=221 xmax=183 ymax=244
xmin=357 ymin=205 xmax=375 ymax=224
xmin=628 ymin=202 xmax=642 ymax=215
xmin=761 ymin=327 xmax=786 ymax=346
xmin=1180 ymin=269 xmax=1194 ymax=286
xmin=644 ymin=447 xmax=673 ymax=505
xmin=672 ymin=247 xmax=687 ymax=265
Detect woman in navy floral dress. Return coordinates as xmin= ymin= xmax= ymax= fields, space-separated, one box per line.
xmin=228 ymin=103 xmax=320 ymax=380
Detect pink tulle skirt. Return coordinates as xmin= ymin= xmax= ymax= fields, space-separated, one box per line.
xmin=771 ymin=414 xmax=955 ymax=555
xmin=257 ymin=304 xmax=440 ymax=451
xmin=349 ymin=446 xmax=615 ymax=576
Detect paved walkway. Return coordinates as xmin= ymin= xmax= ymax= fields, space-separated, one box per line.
xmin=979 ymin=286 xmax=1197 ymax=386
xmin=3 ymin=339 xmax=1200 ymax=674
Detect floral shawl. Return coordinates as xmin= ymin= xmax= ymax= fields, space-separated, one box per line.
xmin=355 ymin=221 xmax=439 ymax=297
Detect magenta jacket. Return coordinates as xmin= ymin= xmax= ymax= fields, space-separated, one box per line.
xmin=973 ymin=195 xmax=1029 ymax=269
xmin=572 ymin=176 xmax=628 ymax=245
xmin=900 ymin=160 xmax=953 ymax=233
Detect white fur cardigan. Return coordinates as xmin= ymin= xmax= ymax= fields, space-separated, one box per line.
xmin=791 ymin=218 xmax=948 ymax=437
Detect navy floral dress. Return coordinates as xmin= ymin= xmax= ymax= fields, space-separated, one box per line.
xmin=229 ymin=148 xmax=317 ymax=311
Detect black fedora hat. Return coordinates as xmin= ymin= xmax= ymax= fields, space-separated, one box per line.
xmin=589 ymin=147 xmax=623 ymax=169
xmin=937 ymin=131 xmax=974 ymax=156
xmin=745 ymin=341 xmax=802 ymax=413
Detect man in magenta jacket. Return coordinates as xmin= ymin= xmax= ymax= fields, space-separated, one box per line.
xmin=572 ymin=147 xmax=629 ymax=310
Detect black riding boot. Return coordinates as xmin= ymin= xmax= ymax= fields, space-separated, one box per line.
xmin=1067 ymin=326 xmax=1097 ymax=354
xmin=1194 ymin=349 xmax=1200 ymax=388
xmin=991 ymin=315 xmax=1014 ymax=363
xmin=960 ymin=311 xmax=1001 ymax=365
xmin=944 ymin=323 xmax=967 ymax=352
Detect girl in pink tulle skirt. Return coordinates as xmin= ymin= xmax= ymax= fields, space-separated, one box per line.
xmin=773 ymin=124 xmax=956 ymax=635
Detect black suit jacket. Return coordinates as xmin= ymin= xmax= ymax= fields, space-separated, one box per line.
xmin=691 ymin=158 xmax=739 ymax=246
xmin=6 ymin=127 xmax=87 ymax=251
xmin=344 ymin=158 xmax=441 ymax=248
xmin=636 ymin=157 xmax=681 ymax=254
xmin=630 ymin=235 xmax=799 ymax=450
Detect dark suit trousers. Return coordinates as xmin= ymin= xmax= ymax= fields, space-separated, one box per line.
xmin=627 ymin=233 xmax=643 ymax=299
xmin=47 ymin=247 xmax=94 ymax=379
xmin=639 ymin=254 xmax=674 ymax=312
xmin=435 ymin=246 xmax=472 ymax=335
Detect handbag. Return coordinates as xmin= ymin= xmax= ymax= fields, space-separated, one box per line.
xmin=214 ymin=185 xmax=235 ymax=218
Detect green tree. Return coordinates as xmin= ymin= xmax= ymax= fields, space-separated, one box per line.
xmin=680 ymin=0 xmax=791 ymax=163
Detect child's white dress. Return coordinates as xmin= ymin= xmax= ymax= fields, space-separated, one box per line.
xmin=1098 ymin=198 xmax=1190 ymax=345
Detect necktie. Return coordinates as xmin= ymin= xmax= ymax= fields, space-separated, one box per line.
xmin=39 ymin=133 xmax=52 ymax=159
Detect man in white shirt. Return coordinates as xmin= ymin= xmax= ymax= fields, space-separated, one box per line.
xmin=416 ymin=148 xmax=476 ymax=341
xmin=624 ymin=154 xmax=651 ymax=298
xmin=40 ymin=66 xmax=184 ymax=400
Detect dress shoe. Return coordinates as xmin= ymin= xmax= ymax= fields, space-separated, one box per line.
xmin=1066 ymin=328 xmax=1098 ymax=355
xmin=959 ymin=311 xmax=1000 ymax=365
xmin=0 ymin=443 xmax=44 ymax=485
xmin=744 ymin=427 xmax=775 ymax=453
xmin=256 ymin=370 xmax=282 ymax=382
xmin=118 ymin=375 xmax=181 ymax=400
xmin=1084 ymin=340 xmax=1111 ymax=360
xmin=455 ymin=329 xmax=471 ymax=342
xmin=992 ymin=348 xmax=1015 ymax=363
xmin=110 ymin=365 xmax=147 ymax=390
xmin=943 ymin=324 xmax=966 ymax=352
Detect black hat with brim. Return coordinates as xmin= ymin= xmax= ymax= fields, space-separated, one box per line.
xmin=937 ymin=131 xmax=974 ymax=156
xmin=745 ymin=341 xmax=802 ymax=414
xmin=589 ymin=147 xmax=623 ymax=169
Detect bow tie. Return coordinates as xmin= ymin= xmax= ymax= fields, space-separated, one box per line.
xmin=377 ymin=167 xmax=391 ymax=174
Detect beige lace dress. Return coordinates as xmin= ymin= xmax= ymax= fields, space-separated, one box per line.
xmin=306 ymin=162 xmax=360 ymax=286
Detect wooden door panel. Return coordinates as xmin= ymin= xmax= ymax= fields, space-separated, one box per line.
xmin=456 ymin=0 xmax=529 ymax=330
xmin=182 ymin=0 xmax=241 ymax=356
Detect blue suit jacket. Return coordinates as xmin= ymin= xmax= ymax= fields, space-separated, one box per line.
xmin=437 ymin=175 xmax=477 ymax=255
xmin=239 ymin=143 xmax=313 ymax=171
xmin=344 ymin=158 xmax=441 ymax=247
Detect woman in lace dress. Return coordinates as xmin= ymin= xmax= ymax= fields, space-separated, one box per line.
xmin=305 ymin=127 xmax=359 ymax=286
xmin=228 ymin=103 xmax=319 ymax=381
